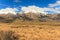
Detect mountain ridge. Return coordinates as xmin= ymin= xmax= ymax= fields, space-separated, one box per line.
xmin=0 ymin=12 xmax=60 ymax=23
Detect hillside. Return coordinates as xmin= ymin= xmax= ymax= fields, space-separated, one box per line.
xmin=0 ymin=12 xmax=60 ymax=23
xmin=0 ymin=12 xmax=60 ymax=40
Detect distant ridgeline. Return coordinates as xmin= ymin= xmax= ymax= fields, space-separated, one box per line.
xmin=0 ymin=12 xmax=60 ymax=23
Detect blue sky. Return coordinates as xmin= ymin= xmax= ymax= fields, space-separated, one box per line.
xmin=0 ymin=0 xmax=60 ymax=14
xmin=0 ymin=0 xmax=56 ymax=8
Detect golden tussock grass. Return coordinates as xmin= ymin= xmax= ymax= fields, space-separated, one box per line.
xmin=0 ymin=20 xmax=60 ymax=40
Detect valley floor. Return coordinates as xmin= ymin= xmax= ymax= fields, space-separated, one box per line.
xmin=0 ymin=21 xmax=60 ymax=40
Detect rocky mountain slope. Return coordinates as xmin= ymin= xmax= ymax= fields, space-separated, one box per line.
xmin=0 ymin=12 xmax=60 ymax=23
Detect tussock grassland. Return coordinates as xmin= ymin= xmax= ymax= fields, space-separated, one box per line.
xmin=0 ymin=20 xmax=60 ymax=40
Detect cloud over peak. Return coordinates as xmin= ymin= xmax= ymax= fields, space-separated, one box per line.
xmin=0 ymin=0 xmax=60 ymax=15
xmin=21 ymin=5 xmax=48 ymax=14
xmin=0 ymin=8 xmax=18 ymax=14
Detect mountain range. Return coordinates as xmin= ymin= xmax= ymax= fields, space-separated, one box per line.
xmin=0 ymin=12 xmax=60 ymax=23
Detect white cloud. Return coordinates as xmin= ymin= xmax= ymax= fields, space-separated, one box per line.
xmin=0 ymin=0 xmax=60 ymax=15
xmin=47 ymin=0 xmax=60 ymax=13
xmin=21 ymin=5 xmax=48 ymax=15
xmin=49 ymin=1 xmax=60 ymax=7
xmin=21 ymin=4 xmax=60 ymax=14
xmin=0 ymin=8 xmax=18 ymax=14
xmin=20 ymin=0 xmax=60 ymax=14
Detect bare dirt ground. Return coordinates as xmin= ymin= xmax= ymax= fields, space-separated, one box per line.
xmin=0 ymin=21 xmax=60 ymax=40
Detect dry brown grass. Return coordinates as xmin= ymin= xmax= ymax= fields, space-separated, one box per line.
xmin=0 ymin=20 xmax=60 ymax=40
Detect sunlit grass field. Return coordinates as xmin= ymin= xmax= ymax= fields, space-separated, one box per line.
xmin=0 ymin=20 xmax=60 ymax=40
